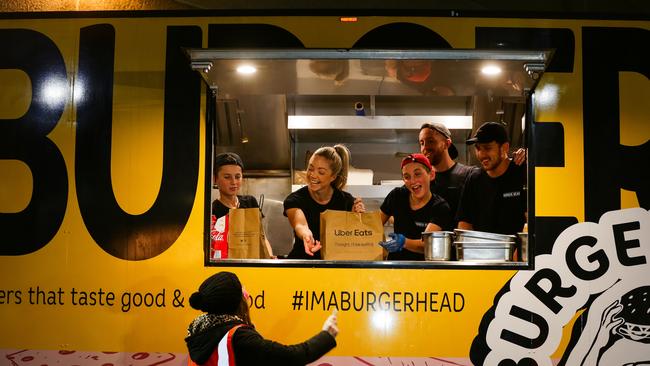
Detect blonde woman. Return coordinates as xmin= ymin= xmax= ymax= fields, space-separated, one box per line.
xmin=283 ymin=145 xmax=365 ymax=259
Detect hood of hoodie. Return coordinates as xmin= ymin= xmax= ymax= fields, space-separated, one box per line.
xmin=185 ymin=314 xmax=245 ymax=364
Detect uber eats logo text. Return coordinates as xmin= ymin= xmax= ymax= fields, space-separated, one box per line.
xmin=334 ymin=229 xmax=374 ymax=236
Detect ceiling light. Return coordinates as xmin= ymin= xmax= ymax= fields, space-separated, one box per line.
xmin=481 ymin=65 xmax=502 ymax=76
xmin=236 ymin=65 xmax=257 ymax=75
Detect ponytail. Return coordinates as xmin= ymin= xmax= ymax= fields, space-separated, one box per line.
xmin=332 ymin=144 xmax=350 ymax=190
xmin=313 ymin=144 xmax=351 ymax=190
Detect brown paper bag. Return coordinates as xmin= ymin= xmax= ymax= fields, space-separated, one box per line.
xmin=228 ymin=208 xmax=264 ymax=259
xmin=320 ymin=210 xmax=384 ymax=261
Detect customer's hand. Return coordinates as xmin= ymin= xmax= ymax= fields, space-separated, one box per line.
xmin=322 ymin=310 xmax=338 ymax=338
xmin=378 ymin=233 xmax=405 ymax=253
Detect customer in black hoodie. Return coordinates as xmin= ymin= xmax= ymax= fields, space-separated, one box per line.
xmin=185 ymin=271 xmax=338 ymax=366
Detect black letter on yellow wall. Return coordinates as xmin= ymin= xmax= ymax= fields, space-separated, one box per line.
xmin=583 ymin=27 xmax=650 ymax=220
xmin=501 ymin=305 xmax=549 ymax=349
xmin=75 ymin=24 xmax=201 ymax=260
xmin=0 ymin=29 xmax=68 ymax=255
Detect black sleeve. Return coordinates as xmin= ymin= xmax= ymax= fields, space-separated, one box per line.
xmin=240 ymin=195 xmax=259 ymax=209
xmin=233 ymin=327 xmax=336 ymax=366
xmin=341 ymin=190 xmax=355 ymax=211
xmin=283 ymin=190 xmax=304 ymax=217
xmin=456 ymin=173 xmax=476 ymax=224
xmin=211 ymin=199 xmax=229 ymax=219
xmin=431 ymin=200 xmax=453 ymax=231
xmin=380 ymin=188 xmax=399 ymax=217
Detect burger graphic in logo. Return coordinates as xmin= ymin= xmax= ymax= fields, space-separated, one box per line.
xmin=576 ymin=285 xmax=650 ymax=366
xmin=618 ymin=286 xmax=650 ymax=343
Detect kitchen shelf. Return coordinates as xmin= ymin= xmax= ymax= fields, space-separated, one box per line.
xmin=288 ymin=115 xmax=472 ymax=143
xmin=288 ymin=115 xmax=471 ymax=130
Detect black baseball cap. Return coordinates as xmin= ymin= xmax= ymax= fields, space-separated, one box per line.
xmin=420 ymin=122 xmax=459 ymax=159
xmin=214 ymin=152 xmax=244 ymax=171
xmin=466 ymin=122 xmax=509 ymax=145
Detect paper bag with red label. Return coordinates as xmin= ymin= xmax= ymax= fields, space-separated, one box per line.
xmin=227 ymin=207 xmax=267 ymax=259
xmin=320 ymin=210 xmax=384 ymax=261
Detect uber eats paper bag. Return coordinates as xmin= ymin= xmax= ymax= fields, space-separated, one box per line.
xmin=227 ymin=208 xmax=265 ymax=259
xmin=320 ymin=210 xmax=384 ymax=261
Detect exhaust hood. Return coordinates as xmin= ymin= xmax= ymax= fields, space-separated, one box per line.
xmin=187 ymin=48 xmax=552 ymax=176
xmin=186 ymin=48 xmax=552 ymax=97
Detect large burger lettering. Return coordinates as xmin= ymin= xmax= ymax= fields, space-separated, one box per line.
xmin=479 ymin=208 xmax=650 ymax=366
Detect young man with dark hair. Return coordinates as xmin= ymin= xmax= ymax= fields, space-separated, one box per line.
xmin=457 ymin=122 xmax=527 ymax=235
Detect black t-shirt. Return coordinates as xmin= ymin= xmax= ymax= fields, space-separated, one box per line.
xmin=211 ymin=195 xmax=259 ymax=219
xmin=457 ymin=160 xmax=527 ymax=235
xmin=380 ymin=186 xmax=453 ymax=261
xmin=430 ymin=162 xmax=479 ymax=222
xmin=283 ymin=186 xmax=355 ymax=259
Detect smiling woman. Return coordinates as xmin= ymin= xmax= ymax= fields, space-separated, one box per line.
xmin=378 ymin=153 xmax=453 ymax=260
xmin=283 ymin=144 xmax=366 ymax=259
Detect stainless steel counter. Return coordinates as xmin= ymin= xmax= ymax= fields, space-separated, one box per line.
xmin=207 ymin=258 xmax=530 ymax=269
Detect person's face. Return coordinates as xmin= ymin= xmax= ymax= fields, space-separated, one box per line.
xmin=215 ymin=164 xmax=243 ymax=197
xmin=306 ymin=155 xmax=336 ymax=193
xmin=399 ymin=60 xmax=431 ymax=82
xmin=402 ymin=162 xmax=434 ymax=200
xmin=474 ymin=141 xmax=509 ymax=172
xmin=419 ymin=128 xmax=449 ymax=166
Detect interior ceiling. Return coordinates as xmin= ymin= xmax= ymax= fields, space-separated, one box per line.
xmin=172 ymin=0 xmax=650 ymax=16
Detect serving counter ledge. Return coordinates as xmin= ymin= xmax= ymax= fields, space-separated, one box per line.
xmin=206 ymin=259 xmax=532 ymax=270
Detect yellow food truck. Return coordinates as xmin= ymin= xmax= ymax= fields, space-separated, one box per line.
xmin=0 ymin=9 xmax=648 ymax=366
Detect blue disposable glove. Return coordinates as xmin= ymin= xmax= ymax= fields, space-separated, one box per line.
xmin=379 ymin=233 xmax=406 ymax=253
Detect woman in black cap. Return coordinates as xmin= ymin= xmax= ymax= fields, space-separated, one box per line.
xmin=186 ymin=271 xmax=338 ymax=366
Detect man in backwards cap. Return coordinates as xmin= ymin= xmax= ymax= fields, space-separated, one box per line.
xmin=419 ymin=122 xmax=478 ymax=224
xmin=457 ymin=122 xmax=527 ymax=235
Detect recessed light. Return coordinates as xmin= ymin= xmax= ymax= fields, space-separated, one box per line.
xmin=236 ymin=65 xmax=257 ymax=74
xmin=481 ymin=65 xmax=502 ymax=76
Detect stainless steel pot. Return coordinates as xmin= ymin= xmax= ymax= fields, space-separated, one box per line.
xmin=455 ymin=241 xmax=515 ymax=261
xmin=422 ymin=231 xmax=454 ymax=261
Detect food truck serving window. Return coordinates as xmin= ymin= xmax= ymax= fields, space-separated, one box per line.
xmin=186 ymin=48 xmax=551 ymax=269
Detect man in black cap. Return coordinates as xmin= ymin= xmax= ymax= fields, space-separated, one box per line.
xmin=457 ymin=121 xmax=527 ymax=235
xmin=419 ymin=122 xmax=478 ymax=223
